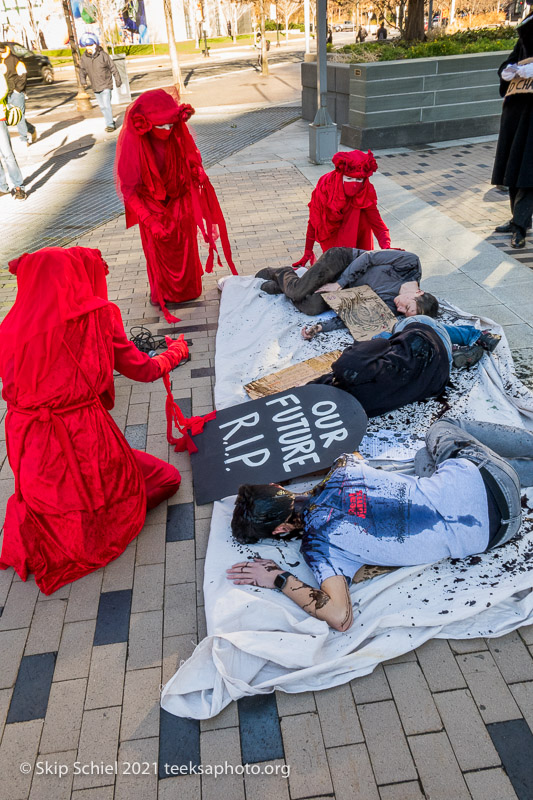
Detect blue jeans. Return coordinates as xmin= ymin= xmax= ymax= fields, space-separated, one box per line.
xmin=445 ymin=324 xmax=481 ymax=347
xmin=7 ymin=91 xmax=36 ymax=143
xmin=94 ymin=89 xmax=114 ymax=127
xmin=424 ymin=419 xmax=523 ymax=548
xmin=375 ymin=320 xmax=482 ymax=357
xmin=0 ymin=119 xmax=24 ymax=191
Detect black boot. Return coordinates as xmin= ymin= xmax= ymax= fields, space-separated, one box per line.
xmin=477 ymin=331 xmax=501 ymax=353
xmin=494 ymin=221 xmax=513 ymax=233
xmin=452 ymin=344 xmax=484 ymax=369
xmin=511 ymin=231 xmax=526 ymax=249
xmin=259 ymin=280 xmax=283 ymax=295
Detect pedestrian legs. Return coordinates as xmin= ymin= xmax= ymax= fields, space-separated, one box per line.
xmin=0 ymin=120 xmax=25 ymax=191
xmin=94 ymin=89 xmax=114 ymax=128
xmin=509 ymin=186 xmax=533 ymax=236
xmin=7 ymin=91 xmax=36 ymax=143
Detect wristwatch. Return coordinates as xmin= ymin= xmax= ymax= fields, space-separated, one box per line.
xmin=274 ymin=571 xmax=292 ymax=591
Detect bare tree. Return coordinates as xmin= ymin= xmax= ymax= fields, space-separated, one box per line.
xmin=235 ymin=0 xmax=270 ymax=74
xmin=26 ymin=0 xmax=41 ymax=52
xmin=258 ymin=0 xmax=268 ymax=75
xmin=93 ymin=0 xmax=109 ymax=53
xmin=163 ymin=0 xmax=185 ymax=92
xmin=277 ymin=0 xmax=302 ymax=37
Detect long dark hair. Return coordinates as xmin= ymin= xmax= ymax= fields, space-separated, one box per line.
xmin=231 ymin=485 xmax=294 ymax=544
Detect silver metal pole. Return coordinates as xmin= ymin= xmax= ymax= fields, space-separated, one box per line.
xmin=309 ymin=0 xmax=337 ymax=163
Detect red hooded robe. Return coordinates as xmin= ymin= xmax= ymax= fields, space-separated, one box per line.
xmin=116 ymin=88 xmax=237 ymax=323
xmin=296 ymin=150 xmax=390 ymax=266
xmin=0 ymin=247 xmax=182 ymax=595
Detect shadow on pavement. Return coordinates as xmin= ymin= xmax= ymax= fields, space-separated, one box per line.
xmin=25 ymin=135 xmax=97 ymax=195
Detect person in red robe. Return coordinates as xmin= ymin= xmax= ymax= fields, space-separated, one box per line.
xmin=293 ymin=149 xmax=391 ymax=268
xmin=0 ymin=246 xmax=190 ymax=595
xmin=116 ymin=88 xmax=237 ymax=324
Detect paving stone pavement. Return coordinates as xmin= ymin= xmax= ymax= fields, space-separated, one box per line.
xmin=377 ymin=136 xmax=533 ymax=271
xmin=1 ymin=119 xmax=533 ymax=800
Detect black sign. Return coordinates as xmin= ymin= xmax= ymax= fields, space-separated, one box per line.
xmin=190 ymin=385 xmax=367 ymax=504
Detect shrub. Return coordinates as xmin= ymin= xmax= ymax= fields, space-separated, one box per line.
xmin=329 ymin=25 xmax=516 ymax=62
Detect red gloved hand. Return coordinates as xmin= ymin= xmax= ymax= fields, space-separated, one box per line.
xmin=150 ymin=218 xmax=172 ymax=240
xmin=153 ymin=336 xmax=190 ymax=375
xmin=292 ymin=250 xmax=316 ymax=268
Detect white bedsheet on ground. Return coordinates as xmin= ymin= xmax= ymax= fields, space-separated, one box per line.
xmin=161 ymin=276 xmax=533 ymax=720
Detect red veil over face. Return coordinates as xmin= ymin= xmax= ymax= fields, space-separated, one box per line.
xmin=115 ymin=88 xmax=236 ymax=292
xmin=0 ymin=247 xmax=111 ymax=393
xmin=308 ymin=149 xmax=379 ymax=244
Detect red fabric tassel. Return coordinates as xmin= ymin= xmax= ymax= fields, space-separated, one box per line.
xmin=163 ymin=374 xmax=216 ymax=454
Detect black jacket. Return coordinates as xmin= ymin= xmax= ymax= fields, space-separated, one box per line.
xmin=79 ymin=47 xmax=121 ymax=92
xmin=0 ymin=49 xmax=27 ymax=93
xmin=329 ymin=323 xmax=450 ymax=418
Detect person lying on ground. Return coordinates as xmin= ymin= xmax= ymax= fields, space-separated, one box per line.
xmin=0 ymin=246 xmax=189 ymax=595
xmin=309 ymin=315 xmax=452 ymax=417
xmin=227 ymin=419 xmax=523 ymax=631
xmin=373 ymin=315 xmax=500 ymax=371
xmin=292 ymin=150 xmax=391 ymax=268
xmin=255 ymin=246 xmax=500 ymax=368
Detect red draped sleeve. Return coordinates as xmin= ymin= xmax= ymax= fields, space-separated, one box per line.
xmin=112 ymin=319 xmax=163 ymax=383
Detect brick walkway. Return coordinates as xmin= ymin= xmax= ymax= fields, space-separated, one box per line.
xmin=1 ymin=122 xmax=533 ymax=800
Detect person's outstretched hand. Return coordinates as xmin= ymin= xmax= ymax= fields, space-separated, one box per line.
xmin=301 ymin=323 xmax=323 ymax=340
xmin=152 ymin=336 xmax=190 ymax=375
xmin=226 ymin=558 xmax=283 ymax=589
xmin=315 ymin=282 xmax=341 ymax=294
xmin=292 ymin=250 xmax=316 ymax=268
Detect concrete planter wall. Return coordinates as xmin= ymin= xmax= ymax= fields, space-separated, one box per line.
xmin=301 ymin=50 xmax=511 ymax=149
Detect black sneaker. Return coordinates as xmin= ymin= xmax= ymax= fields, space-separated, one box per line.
xmin=511 ymin=231 xmax=526 ymax=249
xmin=452 ymin=344 xmax=484 ymax=369
xmin=477 ymin=331 xmax=501 ymax=353
xmin=13 ymin=187 xmax=27 ymax=200
xmin=260 ymin=280 xmax=283 ymax=295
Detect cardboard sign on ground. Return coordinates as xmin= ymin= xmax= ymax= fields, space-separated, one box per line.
xmin=244 ymin=351 xmax=342 ymax=399
xmin=323 ymin=285 xmax=396 ymax=341
xmin=190 ymin=384 xmax=368 ymax=504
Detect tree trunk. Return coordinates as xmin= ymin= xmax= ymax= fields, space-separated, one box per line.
xmin=259 ymin=0 xmax=268 ymax=76
xmin=26 ymin=0 xmax=41 ymax=52
xmin=404 ymin=0 xmax=424 ymax=40
xmin=450 ymin=0 xmax=456 ymax=22
xmin=61 ymin=0 xmax=92 ymax=111
xmin=163 ymin=0 xmax=185 ymax=92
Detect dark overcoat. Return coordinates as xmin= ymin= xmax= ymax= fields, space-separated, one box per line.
xmin=492 ymin=39 xmax=533 ymax=188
